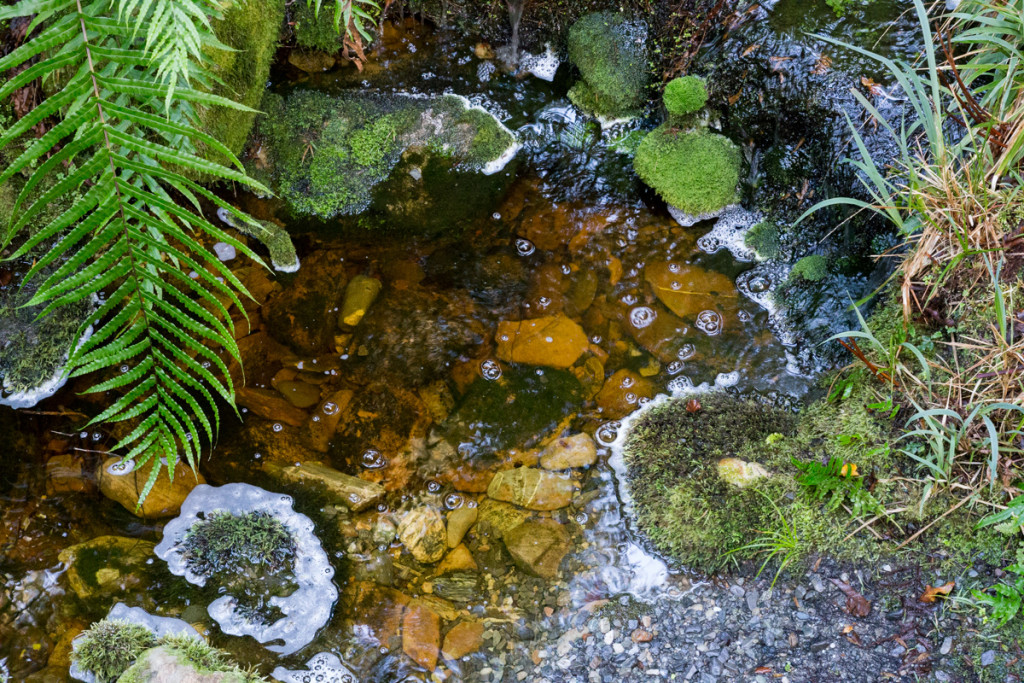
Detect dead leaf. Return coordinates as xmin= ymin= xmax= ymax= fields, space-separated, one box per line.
xmin=861 ymin=76 xmax=885 ymax=97
xmin=728 ymin=91 xmax=742 ymax=106
xmin=754 ymin=666 xmax=773 ymax=674
xmin=830 ymin=579 xmax=872 ymax=617
xmin=742 ymin=43 xmax=761 ymax=57
xmin=686 ymin=398 xmax=701 ymax=413
xmin=842 ymin=624 xmax=855 ymax=634
xmin=811 ymin=53 xmax=832 ymax=75
xmin=919 ymin=581 xmax=955 ymax=603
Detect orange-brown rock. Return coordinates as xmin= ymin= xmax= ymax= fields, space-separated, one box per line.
xmin=237 ymin=386 xmax=309 ymax=427
xmin=644 ymin=261 xmax=739 ymax=320
xmin=345 ymin=581 xmax=409 ymax=649
xmin=504 ymin=519 xmax=571 ymax=578
xmin=495 ymin=316 xmax=588 ymax=369
xmin=596 ymin=369 xmax=656 ymax=419
xmin=442 ymin=620 xmax=485 ymax=660
xmin=436 ymin=544 xmax=478 ymax=574
xmin=486 ymin=467 xmax=577 ymax=511
xmin=446 ymin=506 xmax=478 ymax=547
xmin=96 ymin=458 xmax=204 ymax=519
xmin=402 ymin=600 xmax=441 ymax=671
xmin=46 ymin=454 xmax=92 ymax=495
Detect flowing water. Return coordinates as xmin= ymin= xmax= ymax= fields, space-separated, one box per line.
xmin=0 ymin=1 xmax=923 ymax=680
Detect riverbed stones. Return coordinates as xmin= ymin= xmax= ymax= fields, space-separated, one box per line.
xmin=263 ymin=461 xmax=384 ymax=512
xmin=340 ymin=275 xmax=382 ymax=328
xmin=446 ymin=506 xmax=478 ymax=547
xmin=487 ymin=467 xmax=578 ymax=511
xmin=442 ymin=620 xmax=485 ymax=660
xmin=495 ymin=316 xmax=588 ymax=369
xmin=96 ymin=457 xmax=204 ymax=519
xmin=503 ymin=520 xmax=571 ymax=578
xmin=596 ymin=369 xmax=656 ymax=419
xmin=397 ymin=507 xmax=447 ymax=564
xmin=717 ymin=457 xmax=770 ymax=488
xmin=402 ymin=600 xmax=441 ymax=671
xmin=476 ymin=499 xmax=532 ymax=539
xmin=539 ymin=433 xmax=597 ymax=470
xmin=58 ymin=536 xmax=156 ymax=602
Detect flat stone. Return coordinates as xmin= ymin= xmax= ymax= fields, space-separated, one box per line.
xmin=308 ymin=388 xmax=354 ymax=452
xmin=980 ymin=650 xmax=996 ymax=667
xmin=487 ymin=467 xmax=578 ymax=511
xmin=442 ymin=620 xmax=485 ymax=660
xmin=436 ymin=544 xmax=478 ymax=574
xmin=402 ymin=601 xmax=441 ymax=671
xmin=264 ymin=461 xmax=384 ymax=511
xmin=446 ymin=507 xmax=478 ymax=548
xmin=237 ymin=386 xmax=309 ymax=427
xmin=97 ymin=457 xmax=204 ymax=519
xmin=476 ymin=499 xmax=532 ymax=540
xmin=58 ymin=536 xmax=156 ymax=602
xmin=503 ymin=520 xmax=571 ymax=578
xmin=397 ymin=507 xmax=447 ymax=564
xmin=495 ymin=316 xmax=588 ymax=369
xmin=275 ymin=380 xmax=321 ymax=409
xmin=539 ymin=433 xmax=597 ymax=470
xmin=940 ymin=636 xmax=953 ymax=655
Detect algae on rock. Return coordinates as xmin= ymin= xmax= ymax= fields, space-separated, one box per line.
xmin=251 ymin=90 xmax=518 ymax=220
xmin=567 ymin=12 xmax=649 ymax=120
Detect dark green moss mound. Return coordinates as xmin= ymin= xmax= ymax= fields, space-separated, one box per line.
xmin=633 ymin=125 xmax=740 ymax=215
xmin=71 ymin=618 xmax=156 ymax=683
xmin=254 ymin=90 xmax=515 ymax=219
xmin=567 ymin=12 xmax=649 ymax=119
xmin=203 ymin=0 xmax=284 ymax=159
xmin=790 ymin=254 xmax=828 ymax=282
xmin=745 ymin=221 xmax=783 ymax=260
xmin=664 ymin=76 xmax=708 ymax=117
xmin=182 ymin=510 xmax=295 ymax=577
xmin=294 ymin=2 xmax=341 ymax=53
xmin=624 ymin=395 xmax=796 ymax=569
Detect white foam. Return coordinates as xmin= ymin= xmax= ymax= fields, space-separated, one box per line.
xmin=272 ymin=652 xmax=358 ymax=683
xmin=521 ymin=44 xmax=560 ymax=81
xmin=69 ymin=604 xmax=199 ymax=683
xmin=695 ymin=205 xmax=762 ymax=262
xmin=667 ymin=203 xmax=732 ymax=228
xmin=444 ymin=94 xmax=521 ymax=175
xmin=154 ymin=483 xmax=337 ymax=656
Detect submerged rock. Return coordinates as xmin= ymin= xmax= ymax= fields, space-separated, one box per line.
xmin=503 ymin=520 xmax=571 ymax=578
xmin=442 ymin=619 xmax=485 ymax=660
xmin=539 ymin=433 xmax=598 ymax=470
xmin=263 ymin=460 xmax=385 ymax=512
xmin=446 ymin=507 xmax=478 ymax=548
xmin=340 ymin=275 xmax=382 ymax=328
xmin=397 ymin=506 xmax=447 ymax=564
xmin=251 ymin=90 xmax=518 ymax=220
xmin=495 ymin=315 xmax=589 ymax=369
xmin=567 ymin=12 xmax=649 ymax=120
xmin=644 ymin=261 xmax=740 ymax=321
xmin=402 ymin=600 xmax=441 ymax=671
xmin=155 ymin=483 xmax=337 ymax=655
xmin=487 ymin=467 xmax=578 ymax=511
xmin=96 ymin=457 xmax=205 ymax=519
xmin=59 ymin=537 xmax=156 ymax=604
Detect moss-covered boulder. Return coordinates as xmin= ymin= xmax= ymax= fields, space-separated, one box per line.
xmin=202 ymin=0 xmax=285 ymax=160
xmin=567 ymin=12 xmax=649 ymax=120
xmin=116 ymin=635 xmax=256 ymax=683
xmin=251 ymin=90 xmax=518 ymax=221
xmin=663 ymin=76 xmax=708 ymax=118
xmin=633 ymin=125 xmax=741 ymax=218
xmin=293 ymin=1 xmax=342 ymax=53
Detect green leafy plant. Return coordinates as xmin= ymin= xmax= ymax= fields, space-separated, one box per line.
xmin=723 ymin=490 xmax=803 ymax=589
xmin=792 ymin=455 xmax=885 ymax=518
xmin=977 ymin=495 xmax=1024 ymax=533
xmin=971 ymin=564 xmax=1024 ymax=626
xmin=71 ymin=618 xmax=157 ymax=682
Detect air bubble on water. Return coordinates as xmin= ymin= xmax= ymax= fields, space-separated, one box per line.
xmin=695 ymin=310 xmax=723 ymax=336
xmin=667 ymin=376 xmax=694 ymax=394
xmin=515 ymin=238 xmax=535 ymax=256
xmin=621 ymin=293 xmax=638 ymax=306
xmin=620 ymin=375 xmax=635 ymax=389
xmin=444 ymin=493 xmax=464 ymax=510
xmin=596 ymin=421 xmax=620 ymax=446
xmin=667 ymin=361 xmax=685 ymax=375
xmin=668 ymin=263 xmax=681 ymax=273
xmin=629 ymin=306 xmax=656 ymax=329
xmin=426 ymin=480 xmax=441 ymax=494
xmin=272 ymin=423 xmax=284 ymax=433
xmin=738 ymin=310 xmax=752 ymax=322
xmin=377 ymin=503 xmax=388 ymax=512
xmin=92 ymin=431 xmax=103 ymax=441
xmin=561 ymin=264 xmax=571 ymax=275
xmin=492 ymin=212 xmax=501 ymax=220
xmin=625 ymin=392 xmax=637 ymax=404
xmin=272 ymin=652 xmax=358 ymax=683
xmin=201 ymin=361 xmax=211 ymax=369
xmin=312 ymin=415 xmax=320 ymax=423
xmin=322 ymin=402 xmax=339 ymax=416
xmin=480 ymin=359 xmax=502 ymax=380
xmin=348 ymin=493 xmax=361 ymax=504
xmin=538 ymin=296 xmax=551 ymax=308
xmin=638 ymin=396 xmax=652 ymax=406
xmin=677 ymin=344 xmax=696 ymax=360
xmin=574 ymin=511 xmax=589 ymax=524
xmin=120 ymin=365 xmax=130 ymax=373
xmin=107 ymin=459 xmax=135 ymax=475
xmin=360 ymin=449 xmax=386 ymax=469
xmin=254 ymin=452 xmax=262 ymax=460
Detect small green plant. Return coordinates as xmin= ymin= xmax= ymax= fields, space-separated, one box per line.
xmin=792 ymin=455 xmax=885 ymax=518
xmin=971 ymin=565 xmax=1024 ymax=627
xmin=790 ymin=255 xmax=828 ymax=282
xmin=72 ymin=618 xmax=156 ymax=682
xmin=977 ymin=495 xmax=1024 ymax=535
xmin=182 ymin=510 xmax=295 ymax=577
xmin=663 ymin=75 xmax=708 ymax=117
xmin=723 ymin=490 xmax=802 ymax=589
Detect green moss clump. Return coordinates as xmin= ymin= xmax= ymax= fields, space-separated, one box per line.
xmin=663 ymin=76 xmax=708 ymax=117
xmin=633 ymin=125 xmax=741 ymax=215
xmin=71 ymin=619 xmax=156 ymax=682
xmin=744 ymin=221 xmax=783 ymax=260
xmin=254 ymin=91 xmax=515 ymax=219
xmin=567 ymin=12 xmax=649 ymax=119
xmin=182 ymin=510 xmax=295 ymax=577
xmin=202 ymin=0 xmax=284 ymax=160
xmin=790 ymin=254 xmax=828 ymax=282
xmin=294 ymin=2 xmax=342 ymax=53
xmin=117 ymin=634 xmax=266 ymax=683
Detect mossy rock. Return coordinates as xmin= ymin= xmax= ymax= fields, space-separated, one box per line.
xmin=72 ymin=618 xmax=156 ymax=683
xmin=117 ymin=636 xmax=257 ymax=683
xmin=744 ymin=221 xmax=783 ymax=260
xmin=664 ymin=76 xmax=708 ymax=117
xmin=201 ymin=0 xmax=285 ymax=161
xmin=251 ymin=90 xmax=516 ymax=221
xmin=633 ymin=125 xmax=741 ymax=216
xmin=790 ymin=254 xmax=828 ymax=282
xmin=567 ymin=12 xmax=649 ymax=119
xmin=293 ymin=1 xmax=342 ymax=53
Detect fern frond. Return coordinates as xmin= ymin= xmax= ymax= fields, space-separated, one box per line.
xmin=0 ymin=0 xmax=272 ymax=498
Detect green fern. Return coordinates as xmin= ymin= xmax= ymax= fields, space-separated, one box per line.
xmin=792 ymin=455 xmax=885 ymax=519
xmin=0 ymin=0 xmax=271 ymax=502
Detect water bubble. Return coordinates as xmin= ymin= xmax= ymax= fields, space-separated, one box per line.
xmin=492 ymin=212 xmax=501 ymax=220
xmin=426 ymin=480 xmax=441 ymax=494
xmin=107 ymin=459 xmax=134 ymax=475
xmin=201 ymin=361 xmax=211 ymax=369
xmin=538 ymin=296 xmax=552 ymax=309
xmin=254 ymin=452 xmax=262 ymax=460
xmin=624 ymin=392 xmax=637 ymax=404
xmin=695 ymin=310 xmax=723 ymax=336
xmin=376 ymin=503 xmax=388 ymax=512
xmin=561 ymin=264 xmax=571 ymax=275
xmin=738 ymin=310 xmax=752 ymax=322
xmin=749 ymin=276 xmax=769 ymax=294
xmin=311 ymin=415 xmax=320 ymax=423
xmin=120 ymin=365 xmax=130 ymax=373
xmin=621 ymin=293 xmax=638 ymax=306
xmin=638 ymin=396 xmax=652 ymax=406
xmin=444 ymin=493 xmax=464 ymax=510
xmin=272 ymin=423 xmax=284 ymax=433
xmin=480 ymin=359 xmax=503 ymax=380
xmin=92 ymin=431 xmax=103 ymax=442
xmin=668 ymin=263 xmax=681 ymax=273
xmin=574 ymin=511 xmax=589 ymax=525
xmin=629 ymin=306 xmax=656 ymax=329
xmin=322 ymin=402 xmax=339 ymax=416
xmin=360 ymin=449 xmax=386 ymax=469
xmin=667 ymin=360 xmax=685 ymax=375
xmin=667 ymin=376 xmax=694 ymax=393
xmin=515 ymin=238 xmax=535 ymax=256
xmin=677 ymin=344 xmax=696 ymax=360
xmin=596 ymin=421 xmax=621 ymax=446
xmin=620 ymin=375 xmax=635 ymax=389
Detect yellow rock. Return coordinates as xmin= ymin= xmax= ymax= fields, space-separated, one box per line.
xmin=596 ymin=369 xmax=656 ymax=419
xmin=96 ymin=457 xmax=204 ymax=519
xmin=340 ymin=275 xmax=382 ymax=327
xmin=436 ymin=544 xmax=478 ymax=575
xmin=442 ymin=620 xmax=484 ymax=660
xmin=495 ymin=316 xmax=588 ymax=369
